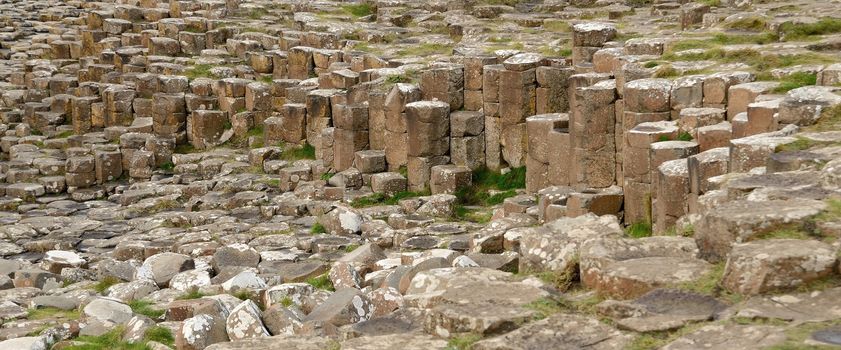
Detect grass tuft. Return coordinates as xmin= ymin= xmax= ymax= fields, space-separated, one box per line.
xmin=780 ymin=17 xmax=841 ymax=41
xmin=342 ymin=4 xmax=374 ymax=18
xmin=350 ymin=190 xmax=430 ymax=208
xmin=446 ymin=333 xmax=483 ymax=350
xmin=306 ymin=273 xmax=335 ymax=291
xmin=93 ymin=276 xmax=120 ymax=294
xmin=310 ymin=222 xmax=327 ymax=234
xmin=280 ymin=143 xmax=316 ymax=161
xmin=128 ymin=300 xmax=165 ymax=319
xmin=625 ymin=222 xmax=652 ymax=238
xmin=770 ymin=72 xmax=817 ymax=93
xmin=177 ymin=288 xmax=207 ymax=300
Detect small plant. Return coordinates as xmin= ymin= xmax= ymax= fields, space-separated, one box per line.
xmin=771 ymin=72 xmax=817 ymax=93
xmin=780 ymin=17 xmax=841 ymax=41
xmin=321 ymin=173 xmax=335 ymax=181
xmin=184 ymin=64 xmax=214 ymax=80
xmin=396 ymin=43 xmax=453 ymax=57
xmin=445 ymin=333 xmax=483 ymax=350
xmin=144 ymin=326 xmax=175 ymax=347
xmin=279 ymin=297 xmax=293 ymax=307
xmin=27 ymin=307 xmax=80 ymax=321
xmin=675 ymin=262 xmax=742 ymax=304
xmin=524 ymin=297 xmax=567 ymax=320
xmin=625 ymin=222 xmax=652 ymax=238
xmin=453 ymin=205 xmax=493 ymax=224
xmin=532 ymin=257 xmax=579 ymax=292
xmin=345 ymin=244 xmax=360 ymax=253
xmin=177 ymin=288 xmax=207 ymax=300
xmin=342 ymin=3 xmax=374 ymax=18
xmin=159 ymin=162 xmax=175 ymax=171
xmin=677 ymin=132 xmax=694 ymax=141
xmin=280 ymin=143 xmax=316 ymax=161
xmin=232 ymin=289 xmax=256 ymax=301
xmin=55 ymin=130 xmax=74 ymax=138
xmin=306 ymin=273 xmax=335 ymax=291
xmin=385 ymin=74 xmax=411 ymax=84
xmin=93 ymin=276 xmax=120 ymax=294
xmin=128 ymin=300 xmax=165 ymax=319
xmin=63 ymin=326 xmax=173 ymax=350
xmin=350 ymin=190 xmax=430 ymax=208
xmin=723 ymin=17 xmax=767 ymax=32
xmin=310 ymin=222 xmax=327 ymax=234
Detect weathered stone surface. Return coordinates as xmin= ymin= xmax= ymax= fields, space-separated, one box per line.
xmin=721 ymin=239 xmax=838 ymax=295
xmin=694 ymin=199 xmax=827 ymax=262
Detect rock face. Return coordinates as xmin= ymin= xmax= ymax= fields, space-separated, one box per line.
xmin=0 ymin=0 xmax=839 ymax=349
xmin=580 ymin=237 xmax=712 ymax=299
xmin=472 ymin=313 xmax=632 ymax=350
xmin=693 ymin=199 xmax=827 ymax=262
xmin=721 ymin=239 xmax=838 ymax=295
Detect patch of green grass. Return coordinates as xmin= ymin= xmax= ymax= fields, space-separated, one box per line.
xmin=350 ymin=190 xmax=430 ymax=208
xmin=345 ymin=244 xmax=360 ymax=253
xmin=524 ymin=297 xmax=567 ymax=320
xmin=723 ymin=17 xmax=768 ymax=32
xmin=92 ymin=276 xmax=120 ymax=294
xmin=177 ymin=288 xmax=207 ymax=300
xmin=144 ymin=326 xmax=175 ymax=347
xmin=27 ymin=307 xmax=80 ymax=321
xmin=533 ymin=256 xmax=579 ymax=292
xmin=445 ymin=333 xmax=483 ymax=350
xmin=757 ymin=227 xmax=813 ymax=240
xmin=184 ymin=64 xmax=214 ymax=80
xmin=63 ymin=325 xmax=172 ymax=350
xmin=342 ymin=4 xmax=375 ymax=18
xmin=232 ymin=289 xmax=257 ymax=301
xmin=64 ymin=328 xmax=148 ymax=350
xmin=474 ymin=167 xmax=526 ymax=191
xmin=396 ymin=43 xmax=453 ymax=57
xmin=780 ymin=17 xmax=841 ymax=41
xmin=675 ymin=262 xmax=743 ymax=304
xmin=280 ymin=143 xmax=316 ymax=161
xmin=279 ymin=296 xmax=293 ymax=307
xmin=662 ymin=46 xmax=835 ymax=79
xmin=775 ymin=136 xmax=821 ymax=153
xmin=771 ymin=72 xmax=817 ymax=93
xmin=55 ymin=130 xmax=74 ymax=138
xmin=310 ymin=222 xmax=327 ymax=234
xmin=544 ymin=21 xmax=570 ymax=33
xmin=697 ymin=0 xmax=721 ymax=6
xmin=625 ymin=222 xmax=652 ymax=238
xmin=306 ymin=273 xmax=335 ymax=291
xmin=128 ymin=300 xmax=164 ymax=319
xmin=159 ymin=162 xmax=174 ymax=171
xmin=385 ymin=74 xmax=412 ymax=84
xmin=453 ymin=205 xmax=493 ymax=224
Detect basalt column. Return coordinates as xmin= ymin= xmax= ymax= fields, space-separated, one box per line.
xmin=405 ymin=101 xmax=450 ymax=192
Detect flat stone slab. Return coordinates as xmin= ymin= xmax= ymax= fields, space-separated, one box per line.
xmin=473 ymin=313 xmax=633 ymax=350
xmin=734 ymin=287 xmax=841 ymax=323
xmin=662 ymin=324 xmax=787 ymax=350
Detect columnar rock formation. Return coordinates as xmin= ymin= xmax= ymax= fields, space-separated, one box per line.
xmin=0 ymin=0 xmax=841 ymax=349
